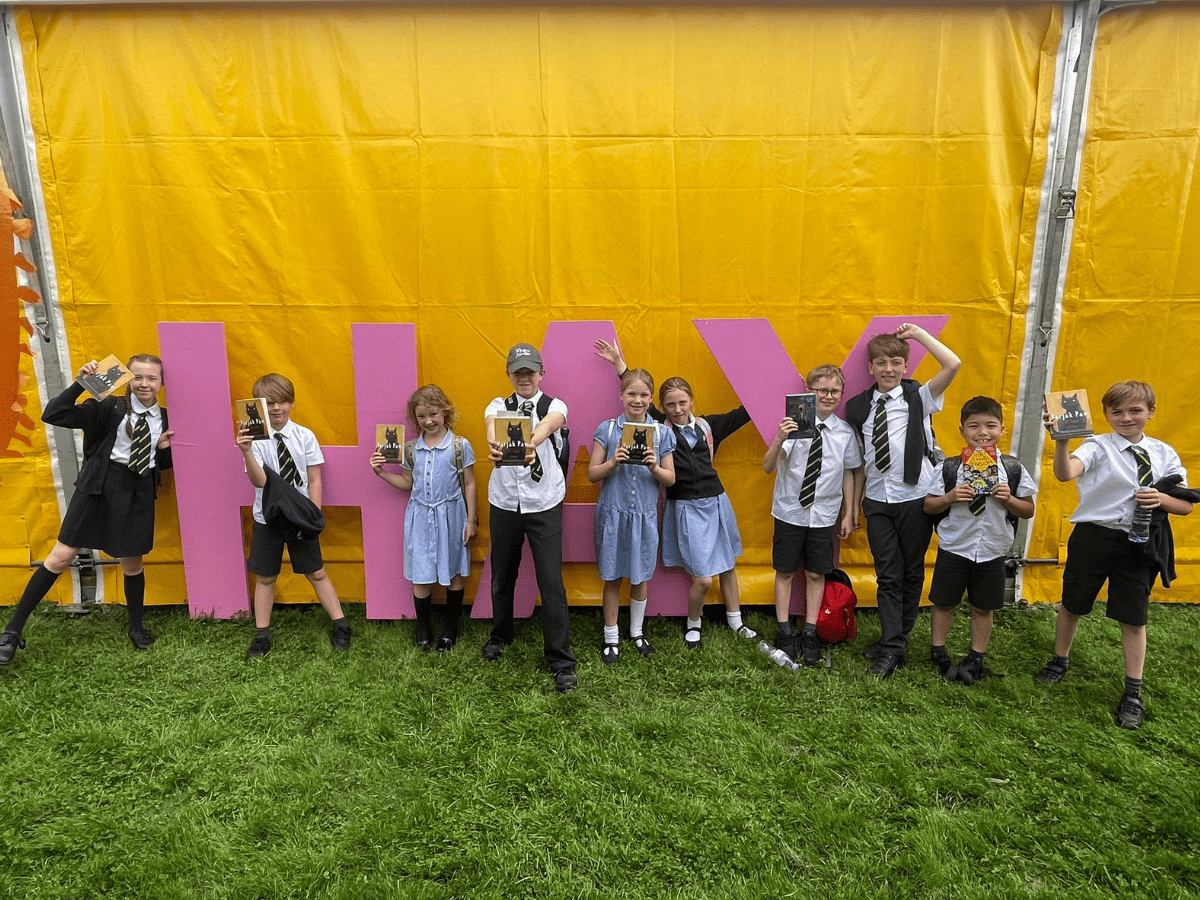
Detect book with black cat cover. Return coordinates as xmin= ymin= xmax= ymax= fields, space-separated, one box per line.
xmin=961 ymin=445 xmax=1001 ymax=495
xmin=785 ymin=393 xmax=817 ymax=440
xmin=236 ymin=398 xmax=269 ymax=440
xmin=494 ymin=413 xmax=531 ymax=466
xmin=78 ymin=355 xmax=132 ymax=401
xmin=620 ymin=422 xmax=656 ymax=464
xmin=375 ymin=424 xmax=405 ymax=464
xmin=1044 ymin=390 xmax=1094 ymax=440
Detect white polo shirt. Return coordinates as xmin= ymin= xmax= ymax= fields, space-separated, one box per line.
xmin=772 ymin=414 xmax=862 ymax=528
xmin=1070 ymin=432 xmax=1186 ymax=532
xmin=860 ymin=382 xmax=944 ymax=504
xmin=485 ymin=390 xmax=568 ymax=514
xmin=923 ymin=459 xmax=1038 ymax=562
xmin=250 ymin=419 xmax=323 ymax=524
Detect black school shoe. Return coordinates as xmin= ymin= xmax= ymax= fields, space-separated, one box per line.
xmin=1115 ymin=693 xmax=1144 ymax=730
xmin=774 ymin=631 xmax=797 ymax=663
xmin=481 ymin=638 xmax=509 ymax=661
xmin=864 ymin=642 xmax=906 ymax=668
xmin=1034 ymin=657 xmax=1069 ymax=684
xmin=868 ymin=652 xmax=904 ymax=680
xmin=930 ymin=648 xmax=953 ymax=677
xmin=554 ymin=669 xmax=579 ymax=693
xmin=0 ymin=631 xmax=25 ymax=665
xmin=128 ymin=627 xmax=154 ymax=651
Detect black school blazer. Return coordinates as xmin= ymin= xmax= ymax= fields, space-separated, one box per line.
xmin=42 ymin=382 xmax=173 ymax=496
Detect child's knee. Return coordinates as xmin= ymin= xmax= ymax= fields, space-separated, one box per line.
xmin=803 ymin=571 xmax=823 ymax=586
xmin=118 ymin=556 xmax=145 ymax=577
xmin=694 ymin=575 xmax=714 ymax=592
xmin=305 ymin=568 xmax=329 ymax=585
xmin=255 ymin=573 xmax=279 ymax=589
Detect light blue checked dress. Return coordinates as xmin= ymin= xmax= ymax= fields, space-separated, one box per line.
xmin=403 ymin=431 xmax=474 ymax=586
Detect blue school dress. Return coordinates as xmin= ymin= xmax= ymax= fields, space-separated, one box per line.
xmin=593 ymin=416 xmax=676 ymax=584
xmin=403 ymin=431 xmax=474 ymax=586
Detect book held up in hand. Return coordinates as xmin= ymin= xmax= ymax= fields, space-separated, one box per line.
xmin=620 ymin=422 xmax=656 ymax=464
xmin=376 ymin=425 xmax=405 ymax=464
xmin=785 ymin=393 xmax=817 ymax=440
xmin=1044 ymin=390 xmax=1094 ymax=440
xmin=78 ymin=355 xmax=131 ymax=401
xmin=494 ymin=413 xmax=531 ymax=466
xmin=961 ymin=445 xmax=1001 ymax=495
xmin=236 ymin=398 xmax=269 ymax=440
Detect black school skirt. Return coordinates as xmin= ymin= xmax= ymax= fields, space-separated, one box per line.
xmin=58 ymin=462 xmax=156 ymax=558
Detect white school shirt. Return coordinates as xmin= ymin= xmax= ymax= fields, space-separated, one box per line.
xmin=484 ymin=390 xmax=568 ymax=514
xmin=860 ymin=383 xmax=944 ymax=504
xmin=922 ymin=460 xmax=1038 ymax=562
xmin=1070 ymin=432 xmax=1187 ymax=532
xmin=249 ymin=419 xmax=324 ymax=524
xmin=109 ymin=395 xmax=164 ymax=468
xmin=772 ymin=414 xmax=862 ymax=528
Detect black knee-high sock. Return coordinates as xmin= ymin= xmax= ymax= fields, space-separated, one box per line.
xmin=444 ymin=588 xmax=465 ymax=639
xmin=414 ymin=594 xmax=433 ymax=644
xmin=7 ymin=565 xmax=61 ymax=635
xmin=124 ymin=571 xmax=146 ymax=631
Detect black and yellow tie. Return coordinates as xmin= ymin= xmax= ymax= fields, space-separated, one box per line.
xmin=798 ymin=424 xmax=824 ymax=509
xmin=1131 ymin=446 xmax=1152 ymax=487
xmin=969 ymin=491 xmax=987 ymax=516
xmin=275 ymin=433 xmax=302 ymax=486
xmin=129 ymin=412 xmax=152 ymax=475
xmin=519 ymin=400 xmax=543 ymax=483
xmin=872 ymin=397 xmax=891 ymax=473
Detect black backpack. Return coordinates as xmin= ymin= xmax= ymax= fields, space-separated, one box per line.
xmin=932 ymin=453 xmax=1022 ymax=533
xmin=504 ymin=393 xmax=571 ymax=479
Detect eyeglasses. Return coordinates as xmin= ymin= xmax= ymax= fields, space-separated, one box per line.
xmin=814 ymin=389 xmax=843 ymax=398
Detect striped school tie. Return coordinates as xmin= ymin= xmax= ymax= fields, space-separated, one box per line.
xmin=129 ymin=412 xmax=152 ymax=474
xmin=275 ymin=433 xmax=302 ymax=486
xmin=1130 ymin=445 xmax=1152 ymax=487
xmin=969 ymin=490 xmax=987 ymax=516
xmin=798 ymin=424 xmax=824 ymax=509
xmin=872 ymin=397 xmax=891 ymax=473
xmin=519 ymin=400 xmax=543 ymax=483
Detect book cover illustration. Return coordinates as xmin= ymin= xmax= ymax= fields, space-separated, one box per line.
xmin=78 ymin=355 xmax=131 ymax=401
xmin=785 ymin=393 xmax=817 ymax=440
xmin=1044 ymin=390 xmax=1094 ymax=440
xmin=620 ymin=422 xmax=656 ymax=464
xmin=961 ymin=445 xmax=1001 ymax=495
xmin=375 ymin=424 xmax=405 ymax=464
xmin=236 ymin=398 xmax=269 ymax=440
xmin=494 ymin=413 xmax=531 ymax=467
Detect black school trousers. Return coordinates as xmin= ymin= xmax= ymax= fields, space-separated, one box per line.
xmin=488 ymin=502 xmax=576 ymax=674
xmin=864 ymin=496 xmax=934 ymax=655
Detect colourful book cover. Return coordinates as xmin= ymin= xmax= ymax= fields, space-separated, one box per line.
xmin=620 ymin=422 xmax=656 ymax=464
xmin=235 ymin=398 xmax=269 ymax=440
xmin=1044 ymin=390 xmax=1094 ymax=440
xmin=375 ymin=424 xmax=405 ymax=464
xmin=495 ymin=413 xmax=531 ymax=467
xmin=961 ymin=445 xmax=1001 ymax=494
xmin=78 ymin=354 xmax=132 ymax=401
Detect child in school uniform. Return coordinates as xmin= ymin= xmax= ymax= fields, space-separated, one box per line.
xmin=763 ymin=364 xmax=862 ymax=667
xmin=236 ymin=373 xmax=351 ymax=658
xmin=482 ymin=343 xmax=579 ymax=692
xmin=594 ymin=340 xmax=757 ymax=649
xmin=847 ymin=323 xmax=961 ymax=679
xmin=370 ymin=384 xmax=477 ymax=652
xmin=0 ymin=355 xmax=173 ymax=663
xmin=922 ymin=396 xmax=1036 ymax=683
xmin=588 ymin=368 xmax=676 ymax=663
xmin=1037 ymin=380 xmax=1195 ymax=729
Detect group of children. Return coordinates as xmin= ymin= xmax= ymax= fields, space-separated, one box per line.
xmin=2 ymin=333 xmax=1193 ymax=726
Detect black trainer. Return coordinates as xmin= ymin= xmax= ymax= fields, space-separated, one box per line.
xmin=0 ymin=631 xmax=25 ymax=665
xmin=482 ymin=638 xmax=509 ymax=661
xmin=330 ymin=622 xmax=352 ymax=652
xmin=554 ymin=669 xmax=579 ymax=693
xmin=1115 ymin=693 xmax=1144 ymax=730
xmin=774 ymin=631 xmax=796 ymax=663
xmin=930 ymin=649 xmax=953 ymax=677
xmin=800 ymin=631 xmax=821 ymax=668
xmin=1035 ymin=657 xmax=1069 ymax=684
xmin=954 ymin=655 xmax=995 ymax=686
xmin=246 ymin=632 xmax=272 ymax=660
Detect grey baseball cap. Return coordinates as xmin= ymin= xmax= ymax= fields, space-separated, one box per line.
xmin=506 ymin=343 xmax=543 ymax=373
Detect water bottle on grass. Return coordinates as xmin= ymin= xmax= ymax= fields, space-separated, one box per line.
xmin=757 ymin=640 xmax=799 ymax=671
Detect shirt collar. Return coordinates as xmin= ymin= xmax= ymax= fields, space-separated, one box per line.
xmin=418 ymin=430 xmax=453 ymax=451
xmin=874 ymin=385 xmax=903 ymax=402
xmin=270 ymin=418 xmax=296 ymax=440
xmin=1110 ymin=432 xmax=1141 ymax=452
xmin=130 ymin=395 xmax=160 ymax=417
xmin=516 ymin=390 xmax=543 ymax=408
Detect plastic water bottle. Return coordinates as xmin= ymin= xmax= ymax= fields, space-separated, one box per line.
xmin=1130 ymin=494 xmax=1152 ymax=544
xmin=757 ymin=640 xmax=799 ymax=671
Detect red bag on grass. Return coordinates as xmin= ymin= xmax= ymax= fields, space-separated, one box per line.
xmin=816 ymin=568 xmax=858 ymax=644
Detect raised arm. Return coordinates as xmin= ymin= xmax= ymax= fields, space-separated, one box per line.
xmin=896 ymin=323 xmax=960 ymax=399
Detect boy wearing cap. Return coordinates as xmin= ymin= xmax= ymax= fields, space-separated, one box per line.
xmin=481 ymin=343 xmax=579 ymax=692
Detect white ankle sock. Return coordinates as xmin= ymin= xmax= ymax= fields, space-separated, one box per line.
xmin=629 ymin=598 xmax=648 ymax=637
xmin=604 ymin=624 xmax=619 ymax=644
xmin=687 ymin=617 xmax=702 ymax=631
xmin=725 ymin=610 xmax=744 ymax=631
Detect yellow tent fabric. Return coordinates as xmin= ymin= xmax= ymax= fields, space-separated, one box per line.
xmin=1024 ymin=4 xmax=1200 ymax=604
xmin=10 ymin=4 xmax=1060 ymax=606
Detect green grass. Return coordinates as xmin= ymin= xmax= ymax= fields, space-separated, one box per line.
xmin=1 ymin=602 xmax=1198 ymax=900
